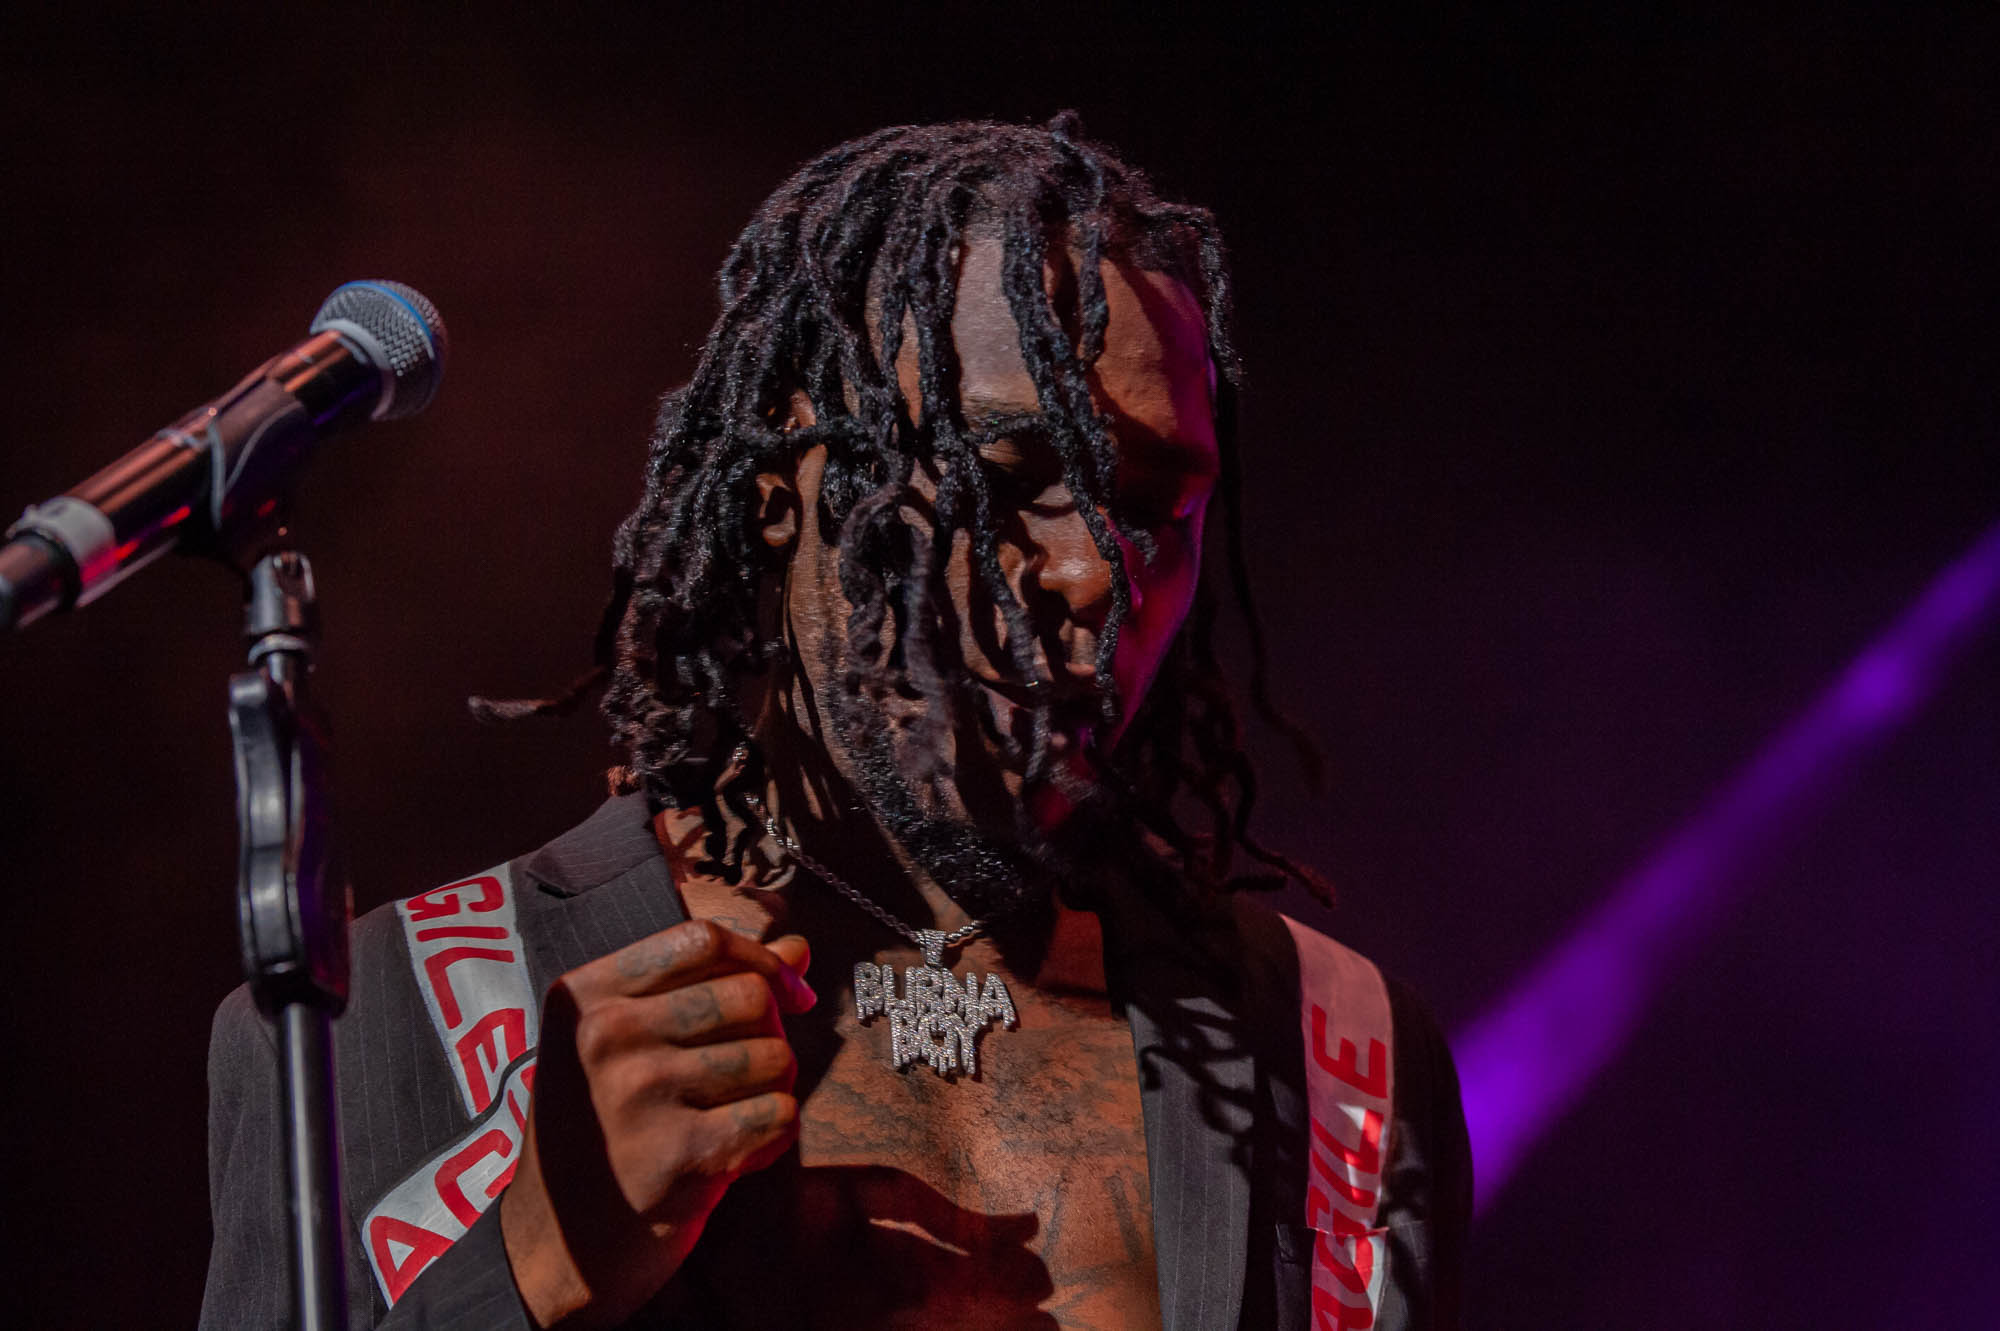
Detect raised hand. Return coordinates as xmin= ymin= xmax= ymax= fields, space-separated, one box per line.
xmin=498 ymin=919 xmax=815 ymax=1328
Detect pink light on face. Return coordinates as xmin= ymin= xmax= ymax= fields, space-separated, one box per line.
xmin=1453 ymin=516 xmax=2000 ymax=1214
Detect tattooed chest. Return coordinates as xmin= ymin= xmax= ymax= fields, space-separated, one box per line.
xmin=704 ymin=1008 xmax=1162 ymax=1329
xmin=663 ymin=842 xmax=1161 ymax=1325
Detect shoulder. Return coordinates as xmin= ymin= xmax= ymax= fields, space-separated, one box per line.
xmin=1229 ymin=894 xmax=1462 ymax=1110
xmin=1226 ymin=895 xmax=1472 ymax=1325
xmin=1220 ymin=890 xmax=1386 ymax=1026
xmin=1222 ymin=892 xmax=1468 ymax=1199
xmin=350 ymin=792 xmax=686 ymax=987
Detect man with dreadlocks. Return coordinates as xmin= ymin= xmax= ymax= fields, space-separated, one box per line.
xmin=202 ymin=116 xmax=1470 ymax=1330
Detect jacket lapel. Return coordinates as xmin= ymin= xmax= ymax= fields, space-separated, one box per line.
xmin=1105 ymin=880 xmax=1258 ymax=1331
xmin=513 ymin=793 xmax=689 ymax=989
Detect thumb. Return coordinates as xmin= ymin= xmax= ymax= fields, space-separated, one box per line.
xmin=765 ymin=934 xmax=815 ymax=1011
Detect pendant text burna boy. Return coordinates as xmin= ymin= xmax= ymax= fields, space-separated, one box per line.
xmin=851 ymin=928 xmax=1017 ymax=1077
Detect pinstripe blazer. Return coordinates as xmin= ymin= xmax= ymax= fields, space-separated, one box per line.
xmin=200 ymin=794 xmax=1470 ymax=1329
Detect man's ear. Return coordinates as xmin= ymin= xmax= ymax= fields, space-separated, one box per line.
xmin=754 ymin=471 xmax=800 ymax=551
xmin=755 ymin=389 xmax=817 ymax=551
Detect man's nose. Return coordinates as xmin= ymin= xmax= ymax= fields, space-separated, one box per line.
xmin=1024 ymin=507 xmax=1119 ymax=629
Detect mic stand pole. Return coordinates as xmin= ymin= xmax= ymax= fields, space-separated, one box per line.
xmin=228 ymin=548 xmax=350 ymax=1331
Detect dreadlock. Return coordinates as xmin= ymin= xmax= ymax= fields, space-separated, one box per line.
xmin=484 ymin=113 xmax=1327 ymax=902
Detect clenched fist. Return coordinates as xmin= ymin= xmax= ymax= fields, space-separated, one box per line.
xmin=499 ymin=919 xmax=816 ymax=1328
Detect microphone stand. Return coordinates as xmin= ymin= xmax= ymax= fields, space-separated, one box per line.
xmin=228 ymin=547 xmax=350 ymax=1331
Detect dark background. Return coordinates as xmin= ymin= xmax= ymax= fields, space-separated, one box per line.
xmin=2 ymin=5 xmax=1995 ymax=1327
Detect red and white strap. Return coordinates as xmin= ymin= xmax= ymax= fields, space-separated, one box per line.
xmin=362 ymin=867 xmax=541 ymax=1305
xmin=1282 ymin=915 xmax=1396 ymax=1330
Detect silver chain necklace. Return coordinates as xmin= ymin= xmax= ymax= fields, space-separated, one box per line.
xmin=743 ymin=788 xmax=1017 ymax=1080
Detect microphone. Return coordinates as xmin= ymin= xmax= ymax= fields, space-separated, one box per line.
xmin=0 ymin=280 xmax=447 ymax=632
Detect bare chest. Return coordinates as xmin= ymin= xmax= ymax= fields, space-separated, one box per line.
xmin=675 ymin=869 xmax=1161 ymax=1329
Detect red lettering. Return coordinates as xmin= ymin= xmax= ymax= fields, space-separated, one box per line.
xmin=1307 ymin=1185 xmax=1370 ymax=1237
xmin=506 ymin=1084 xmax=529 ymax=1132
xmin=1311 ymin=1151 xmax=1379 ymax=1211
xmin=1316 ymin=1234 xmax=1372 ymax=1292
xmin=1311 ymin=1006 xmax=1387 ymax=1099
xmin=1320 ymin=1260 xmax=1367 ymax=1299
xmin=453 ymin=1008 xmax=528 ymax=1112
xmin=1308 ymin=1112 xmax=1382 ymax=1211
xmin=423 ymin=946 xmax=517 ymax=1028
xmin=1312 ymin=1280 xmax=1376 ymax=1330
xmin=367 ymin=1214 xmax=455 ymax=1303
xmin=1311 ymin=1107 xmax=1384 ymax=1174
xmin=1308 ymin=1231 xmax=1382 ymax=1329
xmin=434 ymin=1129 xmax=515 ymax=1228
xmin=406 ymin=876 xmax=505 ymax=922
xmin=415 ymin=925 xmax=511 ymax=942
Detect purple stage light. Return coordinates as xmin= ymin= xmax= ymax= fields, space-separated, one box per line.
xmin=1452 ymin=517 xmax=2000 ymax=1214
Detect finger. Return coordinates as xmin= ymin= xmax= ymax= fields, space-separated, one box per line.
xmin=582 ymin=920 xmax=815 ymax=1010
xmin=641 ymin=970 xmax=783 ymax=1047
xmin=659 ymin=1037 xmax=798 ymax=1109
xmin=689 ymin=1092 xmax=800 ymax=1178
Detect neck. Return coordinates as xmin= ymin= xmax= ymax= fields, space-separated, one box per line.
xmin=779 ymin=783 xmax=980 ymax=934
xmin=735 ymin=719 xmax=983 ymax=936
xmin=654 ymin=790 xmax=1111 ymax=994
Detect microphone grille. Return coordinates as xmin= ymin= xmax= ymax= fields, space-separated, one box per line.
xmin=310 ymin=280 xmax=449 ymax=421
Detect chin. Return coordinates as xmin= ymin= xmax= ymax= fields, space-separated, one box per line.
xmin=827 ymin=680 xmax=1126 ymax=915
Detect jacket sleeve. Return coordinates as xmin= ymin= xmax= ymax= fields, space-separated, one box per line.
xmin=198 ymin=985 xmax=295 ymax=1328
xmin=1375 ymin=978 xmax=1475 ymax=1331
xmin=376 ymin=1205 xmax=534 ymax=1330
xmin=197 ymin=985 xmax=534 ymax=1330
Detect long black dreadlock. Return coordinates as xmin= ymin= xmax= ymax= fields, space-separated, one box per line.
xmin=479 ymin=113 xmax=1327 ymax=902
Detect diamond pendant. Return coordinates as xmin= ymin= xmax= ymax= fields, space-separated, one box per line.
xmin=851 ymin=930 xmax=1017 ymax=1078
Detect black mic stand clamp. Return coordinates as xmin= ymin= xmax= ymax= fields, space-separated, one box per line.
xmin=228 ymin=547 xmax=351 ymax=1331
